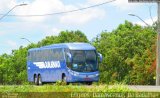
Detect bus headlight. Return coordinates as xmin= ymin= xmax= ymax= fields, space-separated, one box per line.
xmin=73 ymin=73 xmax=78 ymax=76
xmin=95 ymin=73 xmax=99 ymax=76
xmin=73 ymin=72 xmax=79 ymax=76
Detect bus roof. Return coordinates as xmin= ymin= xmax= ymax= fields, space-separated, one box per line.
xmin=28 ymin=43 xmax=96 ymax=51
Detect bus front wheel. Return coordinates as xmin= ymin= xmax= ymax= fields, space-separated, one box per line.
xmin=62 ymin=75 xmax=66 ymax=82
xmin=86 ymin=82 xmax=92 ymax=85
xmin=62 ymin=74 xmax=69 ymax=85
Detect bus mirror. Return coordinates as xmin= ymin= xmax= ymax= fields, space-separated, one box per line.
xmin=98 ymin=53 xmax=102 ymax=62
xmin=67 ymin=53 xmax=72 ymax=62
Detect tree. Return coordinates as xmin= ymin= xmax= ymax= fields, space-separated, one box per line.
xmin=92 ymin=21 xmax=156 ymax=85
xmin=37 ymin=30 xmax=88 ymax=47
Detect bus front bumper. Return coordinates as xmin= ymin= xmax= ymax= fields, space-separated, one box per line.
xmin=67 ymin=72 xmax=99 ymax=82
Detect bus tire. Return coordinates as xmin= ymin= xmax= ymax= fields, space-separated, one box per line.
xmin=86 ymin=82 xmax=92 ymax=85
xmin=62 ymin=74 xmax=69 ymax=85
xmin=34 ymin=75 xmax=38 ymax=85
xmin=38 ymin=74 xmax=42 ymax=85
xmin=62 ymin=75 xmax=66 ymax=82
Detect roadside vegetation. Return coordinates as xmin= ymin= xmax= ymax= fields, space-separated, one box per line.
xmin=0 ymin=21 xmax=157 ymax=85
xmin=0 ymin=84 xmax=132 ymax=92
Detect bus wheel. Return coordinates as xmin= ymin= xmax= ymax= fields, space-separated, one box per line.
xmin=86 ymin=82 xmax=92 ymax=85
xmin=38 ymin=75 xmax=42 ymax=85
xmin=34 ymin=75 xmax=38 ymax=85
xmin=62 ymin=74 xmax=69 ymax=85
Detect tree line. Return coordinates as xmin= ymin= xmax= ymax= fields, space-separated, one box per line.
xmin=0 ymin=21 xmax=157 ymax=85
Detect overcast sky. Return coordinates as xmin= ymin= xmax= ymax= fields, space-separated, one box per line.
xmin=0 ymin=0 xmax=157 ymax=54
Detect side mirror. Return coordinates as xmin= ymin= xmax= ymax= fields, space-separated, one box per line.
xmin=66 ymin=52 xmax=72 ymax=62
xmin=98 ymin=53 xmax=103 ymax=62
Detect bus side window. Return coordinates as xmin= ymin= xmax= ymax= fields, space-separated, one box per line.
xmin=44 ymin=50 xmax=48 ymax=61
xmin=44 ymin=50 xmax=47 ymax=61
xmin=52 ymin=48 xmax=64 ymax=61
xmin=65 ymin=51 xmax=70 ymax=62
xmin=53 ymin=49 xmax=56 ymax=61
xmin=50 ymin=49 xmax=54 ymax=61
xmin=38 ymin=50 xmax=42 ymax=61
xmin=58 ymin=49 xmax=64 ymax=61
xmin=34 ymin=50 xmax=38 ymax=62
xmin=34 ymin=52 xmax=36 ymax=61
xmin=35 ymin=51 xmax=38 ymax=62
xmin=30 ymin=51 xmax=33 ymax=62
xmin=65 ymin=49 xmax=72 ymax=68
xmin=29 ymin=52 xmax=31 ymax=61
xmin=47 ymin=49 xmax=51 ymax=61
xmin=37 ymin=50 xmax=41 ymax=62
xmin=41 ymin=50 xmax=45 ymax=61
xmin=49 ymin=49 xmax=53 ymax=61
xmin=28 ymin=52 xmax=30 ymax=61
xmin=33 ymin=51 xmax=37 ymax=62
xmin=64 ymin=49 xmax=69 ymax=58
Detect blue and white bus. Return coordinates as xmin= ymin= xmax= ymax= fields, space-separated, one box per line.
xmin=27 ymin=43 xmax=102 ymax=85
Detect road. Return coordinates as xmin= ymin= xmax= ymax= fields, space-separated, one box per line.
xmin=128 ymin=85 xmax=160 ymax=92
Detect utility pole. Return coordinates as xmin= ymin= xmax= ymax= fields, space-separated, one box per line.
xmin=156 ymin=1 xmax=160 ymax=85
xmin=21 ymin=38 xmax=32 ymax=44
xmin=0 ymin=4 xmax=27 ymax=21
xmin=128 ymin=13 xmax=150 ymax=26
xmin=129 ymin=0 xmax=160 ymax=85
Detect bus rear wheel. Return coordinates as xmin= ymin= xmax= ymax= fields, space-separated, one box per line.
xmin=38 ymin=75 xmax=42 ymax=85
xmin=34 ymin=75 xmax=38 ymax=85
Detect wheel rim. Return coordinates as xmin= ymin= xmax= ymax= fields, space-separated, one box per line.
xmin=38 ymin=75 xmax=42 ymax=85
xmin=63 ymin=76 xmax=66 ymax=82
xmin=34 ymin=76 xmax=37 ymax=84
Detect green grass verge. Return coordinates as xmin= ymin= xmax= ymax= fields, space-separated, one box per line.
xmin=1 ymin=85 xmax=160 ymax=98
xmin=0 ymin=84 xmax=132 ymax=92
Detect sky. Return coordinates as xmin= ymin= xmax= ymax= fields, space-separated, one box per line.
xmin=0 ymin=0 xmax=158 ymax=54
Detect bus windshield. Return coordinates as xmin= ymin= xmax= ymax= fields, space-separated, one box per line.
xmin=69 ymin=50 xmax=98 ymax=72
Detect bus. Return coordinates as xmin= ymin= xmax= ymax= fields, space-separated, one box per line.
xmin=27 ymin=42 xmax=102 ymax=85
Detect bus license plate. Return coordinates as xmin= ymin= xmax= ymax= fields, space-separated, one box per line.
xmin=84 ymin=77 xmax=90 ymax=80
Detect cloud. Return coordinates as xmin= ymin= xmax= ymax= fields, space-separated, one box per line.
xmin=14 ymin=0 xmax=106 ymax=24
xmin=14 ymin=0 xmax=64 ymax=22
xmin=0 ymin=31 xmax=5 ymax=36
xmin=0 ymin=0 xmax=16 ymax=13
xmin=60 ymin=8 xmax=106 ymax=25
xmin=87 ymin=0 xmax=112 ymax=4
xmin=58 ymin=1 xmax=106 ymax=25
xmin=134 ymin=16 xmax=157 ymax=26
xmin=0 ymin=21 xmax=49 ymax=35
xmin=44 ymin=28 xmax=61 ymax=36
xmin=51 ymin=28 xmax=61 ymax=36
xmin=87 ymin=0 xmax=141 ymax=10
xmin=6 ymin=40 xmax=18 ymax=48
xmin=0 ymin=0 xmax=107 ymax=25
xmin=112 ymin=0 xmax=143 ymax=10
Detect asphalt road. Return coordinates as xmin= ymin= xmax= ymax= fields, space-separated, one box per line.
xmin=128 ymin=85 xmax=160 ymax=92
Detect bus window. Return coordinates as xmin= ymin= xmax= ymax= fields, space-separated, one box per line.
xmin=53 ymin=48 xmax=64 ymax=61
xmin=27 ymin=52 xmax=30 ymax=61
xmin=70 ymin=50 xmax=97 ymax=72
xmin=31 ymin=51 xmax=34 ymax=62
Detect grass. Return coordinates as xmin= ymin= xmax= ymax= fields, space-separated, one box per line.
xmin=0 ymin=84 xmax=132 ymax=92
xmin=1 ymin=85 xmax=159 ymax=98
